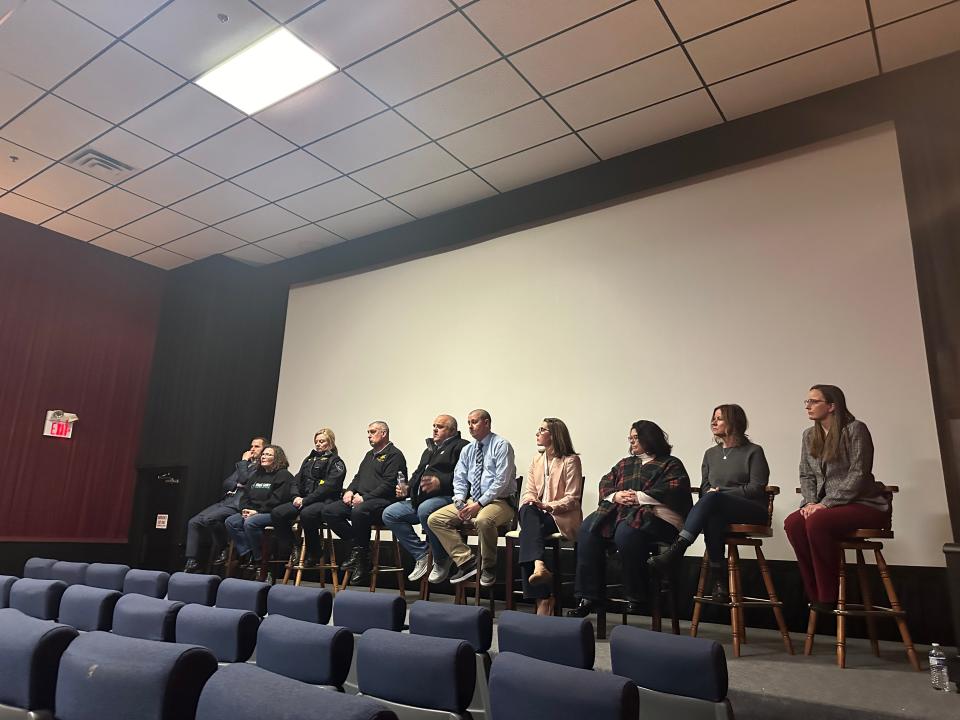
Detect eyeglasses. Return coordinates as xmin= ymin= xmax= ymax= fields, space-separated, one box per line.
xmin=536 ymin=427 xmax=550 ymax=435
xmin=803 ymin=399 xmax=826 ymax=407
xmin=627 ymin=435 xmax=639 ymax=441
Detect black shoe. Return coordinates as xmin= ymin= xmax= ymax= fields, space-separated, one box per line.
xmin=566 ymin=599 xmax=597 ymax=618
xmin=288 ymin=546 xmax=300 ymax=567
xmin=625 ymin=600 xmax=645 ymax=615
xmin=648 ymin=536 xmax=691 ymax=571
xmin=183 ymin=559 xmax=200 ymax=573
xmin=340 ymin=547 xmax=362 ymax=572
xmin=448 ymin=557 xmax=478 ymax=584
xmin=212 ymin=550 xmax=228 ymax=567
xmin=348 ymin=553 xmax=371 ymax=586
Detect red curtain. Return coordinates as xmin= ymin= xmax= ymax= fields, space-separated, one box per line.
xmin=0 ymin=215 xmax=164 ymax=541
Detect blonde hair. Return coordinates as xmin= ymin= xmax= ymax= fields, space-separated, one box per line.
xmin=314 ymin=428 xmax=337 ymax=454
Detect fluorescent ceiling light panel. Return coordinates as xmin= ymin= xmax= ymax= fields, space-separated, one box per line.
xmin=196 ymin=28 xmax=337 ymax=114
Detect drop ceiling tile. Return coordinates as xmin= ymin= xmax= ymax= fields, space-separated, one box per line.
xmin=318 ymin=200 xmax=412 ymax=239
xmin=215 ymin=204 xmax=305 ymax=241
xmin=253 ymin=0 xmax=319 ymax=23
xmin=0 ymin=0 xmax=112 ymax=89
xmin=465 ymin=0 xmax=624 ymax=54
xmin=134 ymin=247 xmax=193 ymax=269
xmin=42 ymin=213 xmax=109 ymax=241
xmin=579 ymin=89 xmax=722 ymax=159
xmin=396 ymin=60 xmax=538 ymax=137
xmin=225 ymin=243 xmax=284 ymax=265
xmin=549 ymin=47 xmax=701 ymax=130
xmin=90 ymin=231 xmax=153 ymax=256
xmin=125 ymin=0 xmax=278 ymax=79
xmin=256 ymin=73 xmax=386 ymax=145
xmin=474 ymin=134 xmax=596 ymax=191
xmin=0 ymin=193 xmax=59 ymax=223
xmin=54 ymin=43 xmax=183 ymax=123
xmin=71 ymin=186 xmax=161 ymax=226
xmin=1 ymin=95 xmax=111 ymax=159
xmin=57 ymin=0 xmax=169 ymax=36
xmin=170 ymin=181 xmax=266 ymax=225
xmin=877 ymin=3 xmax=960 ymax=72
xmin=70 ymin=127 xmax=170 ymax=183
xmin=257 ymin=224 xmax=343 ymax=257
xmin=232 ymin=151 xmax=339 ymax=201
xmin=711 ymin=33 xmax=877 ymax=119
xmin=120 ymin=208 xmax=205 ymax=244
xmin=350 ymin=143 xmax=465 ymax=197
xmin=511 ymin=2 xmax=676 ymax=95
xmin=15 ymin=163 xmax=111 ymax=210
xmin=687 ymin=0 xmax=870 ymax=84
xmin=0 ymin=141 xmax=52 ymax=190
xmin=438 ymin=100 xmax=570 ymax=167
xmin=349 ymin=14 xmax=500 ymax=105
xmin=162 ymin=227 xmax=245 ymax=259
xmin=658 ymin=0 xmax=786 ymax=40
xmin=122 ymin=83 xmax=245 ymax=153
xmin=290 ymin=0 xmax=452 ymax=67
xmin=389 ymin=171 xmax=496 ymax=218
xmin=278 ymin=177 xmax=379 ymax=221
xmin=306 ymin=111 xmax=429 ymax=173
xmin=182 ymin=120 xmax=296 ymax=179
xmin=871 ymin=0 xmax=946 ymax=25
xmin=121 ymin=157 xmax=220 ymax=205
xmin=0 ymin=71 xmax=44 ymax=126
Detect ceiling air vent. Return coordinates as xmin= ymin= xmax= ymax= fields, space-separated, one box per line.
xmin=66 ymin=148 xmax=135 ymax=177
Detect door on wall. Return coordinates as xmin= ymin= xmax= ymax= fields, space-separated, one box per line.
xmin=131 ymin=466 xmax=186 ymax=571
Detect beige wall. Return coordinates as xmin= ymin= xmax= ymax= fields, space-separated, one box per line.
xmin=274 ymin=125 xmax=948 ymax=566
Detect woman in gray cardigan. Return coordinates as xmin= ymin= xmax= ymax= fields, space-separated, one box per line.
xmin=784 ymin=384 xmax=890 ymax=609
xmin=648 ymin=404 xmax=769 ymax=601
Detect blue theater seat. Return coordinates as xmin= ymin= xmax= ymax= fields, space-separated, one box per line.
xmin=332 ymin=589 xmax=406 ymax=634
xmin=23 ymin=557 xmax=57 ymax=580
xmin=216 ymin=578 xmax=270 ymax=616
xmin=55 ymin=631 xmax=217 ymax=720
xmin=9 ymin=578 xmax=68 ymax=621
xmin=175 ymin=604 xmax=260 ymax=663
xmin=0 ymin=608 xmax=78 ymax=717
xmin=266 ymin=583 xmax=333 ymax=624
xmin=167 ymin=571 xmax=221 ymax=606
xmin=111 ymin=593 xmax=184 ymax=642
xmin=408 ymin=601 xmax=492 ymax=654
xmin=196 ymin=663 xmax=398 ymax=720
xmin=497 ymin=609 xmax=595 ymax=669
xmin=256 ymin=614 xmax=354 ymax=688
xmin=489 ymin=652 xmax=638 ymax=720
xmin=122 ymin=569 xmax=169 ymax=598
xmin=0 ymin=575 xmax=17 ymax=608
xmin=49 ymin=561 xmax=90 ymax=587
xmin=58 ymin=585 xmax=122 ymax=631
xmin=85 ymin=563 xmax=130 ymax=591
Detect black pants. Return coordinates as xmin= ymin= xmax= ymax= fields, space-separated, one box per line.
xmin=299 ymin=501 xmax=333 ymax=555
xmin=574 ymin=511 xmax=677 ymax=603
xmin=270 ymin=502 xmax=300 ymax=557
xmin=185 ymin=502 xmax=236 ymax=559
xmin=321 ymin=498 xmax=390 ymax=549
xmin=682 ymin=491 xmax=768 ymax=561
xmin=518 ymin=504 xmax=560 ymax=600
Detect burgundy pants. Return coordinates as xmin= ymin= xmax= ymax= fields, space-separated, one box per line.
xmin=783 ymin=503 xmax=889 ymax=603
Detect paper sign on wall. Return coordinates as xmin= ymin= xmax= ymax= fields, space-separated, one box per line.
xmin=43 ymin=410 xmax=78 ymax=438
xmin=155 ymin=514 xmax=169 ymax=530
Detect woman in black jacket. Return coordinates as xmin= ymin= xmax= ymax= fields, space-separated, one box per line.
xmin=225 ymin=444 xmax=294 ymax=565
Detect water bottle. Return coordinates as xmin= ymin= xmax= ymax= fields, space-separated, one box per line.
xmin=397 ymin=471 xmax=409 ymax=497
xmin=929 ymin=643 xmax=949 ymax=692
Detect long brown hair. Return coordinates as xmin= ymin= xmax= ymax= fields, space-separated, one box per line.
xmin=261 ymin=444 xmax=290 ymax=471
xmin=808 ymin=384 xmax=856 ymax=462
xmin=541 ymin=417 xmax=578 ymax=457
xmin=712 ymin=404 xmax=749 ymax=447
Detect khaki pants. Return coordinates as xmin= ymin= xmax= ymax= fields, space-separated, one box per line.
xmin=427 ymin=499 xmax=515 ymax=570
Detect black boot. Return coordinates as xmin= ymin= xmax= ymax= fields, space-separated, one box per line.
xmin=288 ymin=545 xmax=300 ymax=567
xmin=340 ymin=546 xmax=362 ymax=572
xmin=183 ymin=559 xmax=200 ymax=573
xmin=211 ymin=549 xmax=228 ymax=567
xmin=709 ymin=563 xmax=729 ymax=604
xmin=648 ymin=536 xmax=690 ymax=571
xmin=349 ymin=551 xmax=371 ymax=586
xmin=566 ymin=599 xmax=598 ymax=618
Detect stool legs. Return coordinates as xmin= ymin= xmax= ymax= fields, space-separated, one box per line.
xmin=804 ymin=608 xmax=818 ymax=655
xmin=689 ymin=554 xmax=710 ymax=638
xmin=855 ymin=549 xmax=880 ymax=657
xmin=874 ymin=548 xmax=920 ymax=670
xmin=756 ymin=546 xmax=793 ymax=654
xmin=836 ymin=548 xmax=847 ymax=667
xmin=728 ymin=549 xmax=742 ymax=657
xmin=505 ymin=535 xmax=516 ymax=611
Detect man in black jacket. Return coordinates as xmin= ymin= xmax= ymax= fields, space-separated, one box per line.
xmin=382 ymin=415 xmax=469 ymax=584
xmin=183 ymin=437 xmax=267 ymax=572
xmin=322 ymin=421 xmax=407 ymax=585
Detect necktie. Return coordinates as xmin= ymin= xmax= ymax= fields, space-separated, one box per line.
xmin=473 ymin=442 xmax=484 ymax=496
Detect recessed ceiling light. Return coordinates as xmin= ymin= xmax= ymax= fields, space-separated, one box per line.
xmin=196 ymin=28 xmax=337 ymax=115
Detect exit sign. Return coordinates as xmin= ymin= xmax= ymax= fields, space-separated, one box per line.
xmin=43 ymin=411 xmax=77 ymax=439
xmin=49 ymin=421 xmax=71 ymax=437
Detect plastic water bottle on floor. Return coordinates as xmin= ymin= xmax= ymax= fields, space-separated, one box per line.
xmin=929 ymin=644 xmax=949 ymax=692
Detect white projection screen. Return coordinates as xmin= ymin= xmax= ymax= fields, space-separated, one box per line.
xmin=273 ymin=125 xmax=949 ymax=567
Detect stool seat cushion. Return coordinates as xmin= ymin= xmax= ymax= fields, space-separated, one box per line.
xmin=257 ymin=614 xmax=354 ymax=687
xmin=409 ymin=601 xmax=492 ymax=652
xmin=332 ymin=589 xmax=405 ymax=633
xmin=0 ymin=608 xmax=77 ymax=712
xmin=497 ymin=610 xmax=594 ymax=669
xmin=266 ymin=583 xmax=332 ymax=624
xmin=58 ymin=585 xmax=121 ymax=631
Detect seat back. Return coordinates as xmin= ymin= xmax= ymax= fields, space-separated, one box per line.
xmin=85 ymin=563 xmax=130 ymax=591
xmin=195 ymin=663 xmax=399 ymax=720
xmin=23 ymin=557 xmax=57 ymax=580
xmin=489 ymin=652 xmax=637 ymax=720
xmin=332 ymin=589 xmax=406 ymax=633
xmin=111 ymin=594 xmax=184 ymax=642
xmin=358 ymin=629 xmax=476 ymax=715
xmin=0 ymin=575 xmax=16 ymax=608
xmin=175 ymin=604 xmax=260 ymax=663
xmin=55 ymin=631 xmax=217 ymax=720
xmin=216 ymin=578 xmax=270 ymax=616
xmin=497 ymin=610 xmax=594 ymax=668
xmin=408 ymin=601 xmax=492 ymax=653
xmin=266 ymin=583 xmax=332 ymax=624
xmin=0 ymin=608 xmax=77 ymax=713
xmin=58 ymin=585 xmax=122 ymax=632
xmin=256 ymin=614 xmax=354 ymax=687
xmin=122 ymin=569 xmax=169 ymax=598
xmin=167 ymin=572 xmax=221 ymax=606
xmin=48 ymin=562 xmax=90 ymax=587
xmin=9 ymin=578 xmax=68 ymax=620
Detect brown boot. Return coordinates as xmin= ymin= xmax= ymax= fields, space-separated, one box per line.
xmin=528 ymin=560 xmax=553 ymax=586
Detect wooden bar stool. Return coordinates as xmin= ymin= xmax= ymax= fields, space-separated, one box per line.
xmin=802 ymin=485 xmax=920 ymax=670
xmin=595 ymin=545 xmax=681 ymax=640
xmin=690 ymin=486 xmax=794 ymax=657
xmin=280 ymin=524 xmax=341 ymax=591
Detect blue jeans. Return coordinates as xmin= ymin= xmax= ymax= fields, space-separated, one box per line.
xmin=225 ymin=512 xmax=273 ymax=561
xmin=382 ymin=496 xmax=451 ymax=563
xmin=682 ymin=491 xmax=768 ymax=561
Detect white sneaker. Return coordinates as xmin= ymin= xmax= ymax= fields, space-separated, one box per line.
xmin=408 ymin=553 xmax=431 ymax=582
xmin=428 ymin=557 xmax=453 ymax=584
